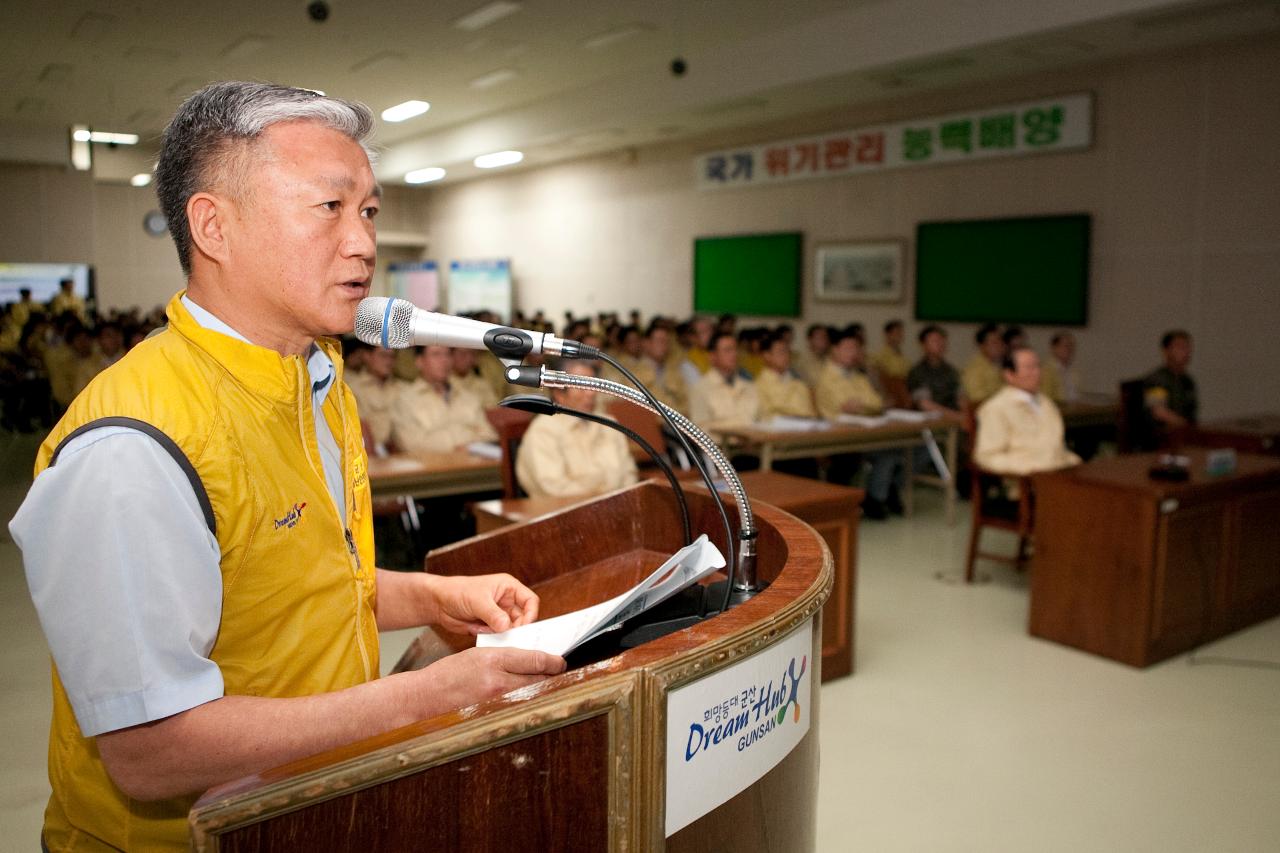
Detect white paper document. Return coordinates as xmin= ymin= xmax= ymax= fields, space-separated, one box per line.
xmin=883 ymin=408 xmax=940 ymax=424
xmin=756 ymin=415 xmax=832 ymax=432
xmin=834 ymin=413 xmax=889 ymax=428
xmin=476 ymin=535 xmax=727 ymax=656
xmin=465 ymin=441 xmax=502 ymax=460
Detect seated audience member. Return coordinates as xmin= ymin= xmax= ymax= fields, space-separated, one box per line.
xmin=67 ymin=323 xmax=123 ymax=402
xmin=756 ymin=331 xmax=816 ymax=419
xmin=632 ymin=321 xmax=688 ymax=413
xmin=815 ymin=329 xmax=883 ymax=420
xmin=391 ymin=344 xmax=498 ymax=454
xmin=1143 ymin=329 xmax=1198 ymax=436
xmin=974 ymin=347 xmax=1081 ymax=478
xmin=49 ymin=277 xmax=87 ymax=322
xmin=792 ymin=323 xmax=831 ymax=385
xmin=816 ymin=329 xmax=906 ymax=517
xmin=907 ymin=325 xmax=964 ymax=417
xmin=1002 ymin=325 xmax=1027 ymax=352
xmin=870 ymin=319 xmax=910 ymax=381
xmin=962 ymin=322 xmax=1006 ymax=406
xmin=678 ymin=315 xmax=716 ymax=389
xmin=450 ymin=347 xmax=499 ymax=409
xmin=616 ymin=325 xmax=644 ymax=373
xmin=515 ymin=362 xmax=639 ymax=498
xmin=690 ymin=331 xmax=760 ymax=430
xmin=9 ymin=287 xmax=37 ymax=331
xmin=1040 ymin=331 xmax=1080 ymax=404
xmin=737 ymin=327 xmax=768 ymax=378
xmin=717 ymin=312 xmax=738 ymax=337
xmin=347 ymin=345 xmax=400 ymax=453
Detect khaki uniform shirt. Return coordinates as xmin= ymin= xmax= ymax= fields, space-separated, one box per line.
xmin=690 ymin=369 xmax=760 ymax=430
xmin=631 ymin=355 xmax=688 ymax=413
xmin=961 ymin=353 xmax=1003 ymax=406
xmin=452 ymin=370 xmax=499 ymax=409
xmin=390 ymin=379 xmax=497 ymax=454
xmin=1040 ymin=359 xmax=1080 ymax=404
xmin=973 ymin=386 xmax=1081 ymax=476
xmin=515 ymin=413 xmax=639 ymax=498
xmin=815 ymin=360 xmax=883 ymax=421
xmin=49 ymin=292 xmax=87 ymax=322
xmin=792 ymin=349 xmax=824 ymax=385
xmin=346 ymin=371 xmax=400 ymax=448
xmin=756 ymin=368 xmax=816 ymax=419
xmin=869 ymin=347 xmax=910 ymax=380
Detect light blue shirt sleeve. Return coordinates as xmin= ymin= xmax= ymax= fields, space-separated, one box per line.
xmin=10 ymin=428 xmax=224 ymax=736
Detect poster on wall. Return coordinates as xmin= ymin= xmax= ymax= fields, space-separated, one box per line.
xmin=814 ymin=240 xmax=905 ymax=303
xmin=388 ymin=261 xmax=439 ymax=310
xmin=448 ymin=259 xmax=513 ymax=320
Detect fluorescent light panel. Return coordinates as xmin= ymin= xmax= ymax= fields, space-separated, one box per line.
xmin=454 ymin=1 xmax=521 ymax=31
xmin=130 ymin=173 xmax=152 ymax=187
xmin=474 ymin=150 xmax=523 ymax=169
xmin=381 ymin=100 xmax=431 ymax=122
xmin=72 ymin=129 xmax=140 ymax=145
xmin=405 ymin=167 xmax=446 ymax=184
xmin=583 ymin=24 xmax=650 ymax=51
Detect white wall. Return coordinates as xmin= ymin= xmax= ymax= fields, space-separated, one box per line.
xmin=421 ymin=34 xmax=1280 ymax=420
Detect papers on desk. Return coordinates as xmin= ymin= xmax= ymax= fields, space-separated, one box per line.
xmin=755 ymin=415 xmax=832 ymax=432
xmin=476 ymin=535 xmax=726 ymax=656
xmin=835 ymin=408 xmax=941 ymax=428
xmin=465 ymin=441 xmax=502 ymax=460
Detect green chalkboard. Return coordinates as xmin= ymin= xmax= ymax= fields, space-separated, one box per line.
xmin=915 ymin=214 xmax=1090 ymax=325
xmin=693 ymin=232 xmax=802 ymax=317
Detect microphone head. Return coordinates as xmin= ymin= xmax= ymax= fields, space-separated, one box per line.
xmin=355 ymin=296 xmax=414 ymax=349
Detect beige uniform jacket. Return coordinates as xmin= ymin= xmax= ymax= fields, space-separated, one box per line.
xmin=815 ymin=360 xmax=883 ymax=421
xmin=961 ymin=354 xmax=1003 ymax=406
xmin=756 ymin=368 xmax=816 ymax=419
xmin=631 ymin=355 xmax=688 ymax=414
xmin=689 ymin=370 xmax=760 ymax=430
xmin=515 ymin=413 xmax=639 ymax=498
xmin=452 ymin=370 xmax=500 ymax=409
xmin=390 ymin=379 xmax=497 ymax=454
xmin=346 ymin=371 xmax=400 ymax=448
xmin=792 ymin=349 xmax=824 ymax=385
xmin=973 ymin=386 xmax=1081 ymax=476
xmin=869 ymin=347 xmax=910 ymax=380
xmin=1040 ymin=359 xmax=1081 ymax=404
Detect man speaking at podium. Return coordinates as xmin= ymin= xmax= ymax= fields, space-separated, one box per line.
xmin=10 ymin=82 xmax=565 ymax=852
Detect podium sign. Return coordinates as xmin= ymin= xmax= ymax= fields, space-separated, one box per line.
xmin=664 ymin=618 xmax=814 ymax=836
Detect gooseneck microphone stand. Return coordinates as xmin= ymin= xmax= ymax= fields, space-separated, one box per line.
xmin=504 ymin=361 xmax=765 ymax=617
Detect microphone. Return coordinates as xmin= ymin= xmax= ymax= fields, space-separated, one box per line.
xmin=354 ymin=297 xmax=600 ymax=361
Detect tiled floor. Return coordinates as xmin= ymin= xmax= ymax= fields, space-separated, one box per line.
xmin=2 ymin=428 xmax=1277 ymax=851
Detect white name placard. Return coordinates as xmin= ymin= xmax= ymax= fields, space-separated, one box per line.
xmin=664 ymin=618 xmax=814 ymax=836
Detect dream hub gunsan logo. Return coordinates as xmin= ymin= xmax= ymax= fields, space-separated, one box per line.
xmin=273 ymin=502 xmax=307 ymax=530
xmin=684 ymin=654 xmax=808 ymax=761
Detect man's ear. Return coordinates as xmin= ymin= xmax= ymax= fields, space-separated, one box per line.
xmin=187 ymin=192 xmax=231 ymax=265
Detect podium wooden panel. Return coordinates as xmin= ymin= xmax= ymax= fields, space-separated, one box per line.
xmin=1029 ymin=451 xmax=1280 ymax=667
xmin=189 ymin=481 xmax=832 ymax=851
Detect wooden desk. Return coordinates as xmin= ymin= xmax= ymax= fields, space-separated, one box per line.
xmin=1059 ymin=395 xmax=1119 ymax=429
xmin=474 ymin=470 xmax=864 ymax=681
xmin=367 ymin=451 xmax=502 ymax=499
xmin=1189 ymin=413 xmax=1280 ymax=455
xmin=716 ymin=417 xmax=961 ymax=524
xmin=1030 ymin=451 xmax=1280 ymax=667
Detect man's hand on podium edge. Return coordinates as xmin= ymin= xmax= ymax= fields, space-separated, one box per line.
xmin=422 ymin=572 xmax=541 ymax=635
xmin=412 ymin=647 xmax=567 ymax=715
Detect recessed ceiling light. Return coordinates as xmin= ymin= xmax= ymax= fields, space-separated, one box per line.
xmin=130 ymin=173 xmax=152 ymax=187
xmin=454 ymin=1 xmax=521 ymax=32
xmin=405 ymin=167 xmax=446 ymax=184
xmin=474 ymin=150 xmax=523 ymax=169
xmin=73 ymin=130 xmax=139 ymax=145
xmin=381 ymin=100 xmax=431 ymax=123
xmin=469 ymin=68 xmax=518 ymax=90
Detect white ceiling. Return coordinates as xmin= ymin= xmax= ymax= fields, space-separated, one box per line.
xmin=1 ymin=0 xmax=1277 ymax=185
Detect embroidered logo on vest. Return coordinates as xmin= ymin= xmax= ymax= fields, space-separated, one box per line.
xmin=274 ymin=502 xmax=307 ymax=530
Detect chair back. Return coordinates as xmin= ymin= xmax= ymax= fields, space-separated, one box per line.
xmin=606 ymin=399 xmax=672 ymax=467
xmin=1117 ymin=378 xmax=1150 ymax=452
xmin=486 ymin=407 xmax=535 ymax=498
xmin=876 ymin=370 xmax=913 ymax=410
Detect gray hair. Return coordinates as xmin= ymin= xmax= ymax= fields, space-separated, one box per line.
xmin=153 ymin=81 xmax=377 ymax=275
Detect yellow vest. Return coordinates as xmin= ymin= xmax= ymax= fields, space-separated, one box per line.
xmin=35 ymin=292 xmax=378 ymax=852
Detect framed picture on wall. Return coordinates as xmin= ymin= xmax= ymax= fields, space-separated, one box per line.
xmin=814 ymin=240 xmax=905 ymax=303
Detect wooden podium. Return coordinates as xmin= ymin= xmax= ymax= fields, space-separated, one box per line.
xmin=188 ymin=481 xmax=833 ymax=851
